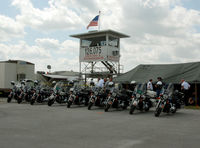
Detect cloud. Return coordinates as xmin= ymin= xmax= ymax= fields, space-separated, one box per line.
xmin=35 ymin=38 xmax=60 ymax=50
xmin=12 ymin=0 xmax=83 ymax=31
xmin=0 ymin=50 xmax=6 ymax=60
xmin=59 ymin=40 xmax=79 ymax=57
xmin=0 ymin=15 xmax=25 ymax=41
xmin=1 ymin=0 xmax=200 ymax=73
xmin=0 ymin=40 xmax=51 ymax=59
xmin=0 ymin=37 xmax=80 ymax=72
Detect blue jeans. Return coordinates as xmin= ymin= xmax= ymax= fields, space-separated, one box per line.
xmin=156 ymin=90 xmax=161 ymax=97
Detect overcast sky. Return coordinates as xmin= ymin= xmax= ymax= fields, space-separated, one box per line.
xmin=0 ymin=0 xmax=200 ymax=73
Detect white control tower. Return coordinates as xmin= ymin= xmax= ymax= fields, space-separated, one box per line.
xmin=70 ymin=29 xmax=129 ymax=78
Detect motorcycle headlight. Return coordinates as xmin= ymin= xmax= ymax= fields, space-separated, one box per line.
xmin=163 ymin=94 xmax=168 ymax=99
xmin=94 ymin=91 xmax=98 ymax=96
xmin=60 ymin=92 xmax=65 ymax=95
xmin=136 ymin=94 xmax=140 ymax=98
xmin=112 ymin=92 xmax=117 ymax=97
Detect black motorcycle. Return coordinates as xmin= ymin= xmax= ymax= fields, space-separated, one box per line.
xmin=30 ymin=86 xmax=51 ymax=105
xmin=104 ymin=88 xmax=129 ymax=112
xmin=129 ymin=83 xmax=152 ymax=114
xmin=7 ymin=81 xmax=21 ymax=103
xmin=88 ymin=87 xmax=106 ymax=110
xmin=67 ymin=87 xmax=90 ymax=108
xmin=172 ymin=90 xmax=184 ymax=109
xmin=47 ymin=81 xmax=71 ymax=106
xmin=48 ymin=89 xmax=69 ymax=106
xmin=17 ymin=80 xmax=35 ymax=104
xmin=154 ymin=83 xmax=178 ymax=117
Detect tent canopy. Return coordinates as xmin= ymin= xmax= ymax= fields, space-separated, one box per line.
xmin=114 ymin=62 xmax=200 ymax=84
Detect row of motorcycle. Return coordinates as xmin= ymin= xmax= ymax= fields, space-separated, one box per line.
xmin=7 ymin=79 xmax=184 ymax=117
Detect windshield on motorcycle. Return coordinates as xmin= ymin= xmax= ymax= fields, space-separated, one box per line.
xmin=53 ymin=80 xmax=69 ymax=92
xmin=134 ymin=83 xmax=146 ymax=95
xmin=160 ymin=83 xmax=174 ymax=97
xmin=25 ymin=80 xmax=34 ymax=89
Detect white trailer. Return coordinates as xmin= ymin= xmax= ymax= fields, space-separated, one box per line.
xmin=0 ymin=60 xmax=35 ymax=95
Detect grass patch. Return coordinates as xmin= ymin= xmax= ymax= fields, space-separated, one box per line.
xmin=184 ymin=106 xmax=200 ymax=110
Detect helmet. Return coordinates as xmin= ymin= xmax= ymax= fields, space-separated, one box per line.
xmin=69 ymin=81 xmax=74 ymax=86
xmin=157 ymin=81 xmax=162 ymax=85
xmin=52 ymin=81 xmax=56 ymax=84
xmin=130 ymin=80 xmax=136 ymax=84
xmin=70 ymin=88 xmax=74 ymax=92
xmin=34 ymin=80 xmax=38 ymax=85
xmin=108 ymin=82 xmax=114 ymax=87
xmin=10 ymin=81 xmax=15 ymax=85
xmin=21 ymin=80 xmax=25 ymax=85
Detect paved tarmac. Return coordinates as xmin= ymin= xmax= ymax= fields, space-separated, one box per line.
xmin=0 ymin=98 xmax=200 ymax=148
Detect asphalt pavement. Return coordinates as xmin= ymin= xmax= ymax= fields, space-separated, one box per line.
xmin=0 ymin=98 xmax=200 ymax=148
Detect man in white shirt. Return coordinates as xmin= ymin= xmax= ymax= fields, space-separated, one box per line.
xmin=147 ymin=79 xmax=153 ymax=91
xmin=181 ymin=79 xmax=190 ymax=106
xmin=181 ymin=79 xmax=190 ymax=90
xmin=97 ymin=78 xmax=104 ymax=88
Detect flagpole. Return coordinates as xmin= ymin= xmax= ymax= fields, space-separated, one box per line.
xmin=98 ymin=10 xmax=101 ymax=31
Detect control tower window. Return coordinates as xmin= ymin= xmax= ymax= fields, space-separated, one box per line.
xmin=81 ymin=36 xmax=106 ymax=47
xmin=108 ymin=36 xmax=119 ymax=47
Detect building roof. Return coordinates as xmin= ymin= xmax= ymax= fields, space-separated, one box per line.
xmin=114 ymin=61 xmax=200 ymax=84
xmin=0 ymin=60 xmax=34 ymax=65
xmin=51 ymin=71 xmax=80 ymax=76
xmin=70 ymin=29 xmax=130 ymax=39
xmin=43 ymin=74 xmax=79 ymax=81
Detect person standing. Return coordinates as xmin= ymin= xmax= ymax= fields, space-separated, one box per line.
xmin=155 ymin=77 xmax=163 ymax=97
xmin=104 ymin=78 xmax=109 ymax=88
xmin=97 ymin=78 xmax=104 ymax=88
xmin=181 ymin=79 xmax=190 ymax=106
xmin=147 ymin=79 xmax=153 ymax=91
xmin=90 ymin=78 xmax=95 ymax=87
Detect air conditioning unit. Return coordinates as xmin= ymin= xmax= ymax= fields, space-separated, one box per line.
xmin=17 ymin=74 xmax=26 ymax=81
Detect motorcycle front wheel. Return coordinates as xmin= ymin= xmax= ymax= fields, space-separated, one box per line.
xmin=144 ymin=104 xmax=150 ymax=112
xmin=67 ymin=101 xmax=72 ymax=108
xmin=48 ymin=99 xmax=55 ymax=106
xmin=154 ymin=107 xmax=162 ymax=117
xmin=17 ymin=97 xmax=22 ymax=104
xmin=129 ymin=105 xmax=136 ymax=114
xmin=104 ymin=104 xmax=110 ymax=112
xmin=88 ymin=102 xmax=93 ymax=110
xmin=7 ymin=96 xmax=12 ymax=103
xmin=30 ymin=99 xmax=35 ymax=105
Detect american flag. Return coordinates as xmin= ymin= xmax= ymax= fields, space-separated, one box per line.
xmin=87 ymin=15 xmax=99 ymax=29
